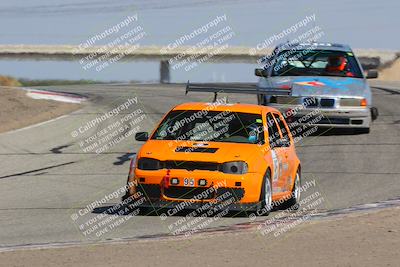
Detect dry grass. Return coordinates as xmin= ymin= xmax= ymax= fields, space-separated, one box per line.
xmin=0 ymin=75 xmax=22 ymax=87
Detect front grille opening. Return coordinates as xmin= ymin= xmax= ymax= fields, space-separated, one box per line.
xmin=351 ymin=119 xmax=363 ymax=125
xmin=136 ymin=184 xmax=161 ymax=199
xmin=320 ymin=98 xmax=335 ymax=107
xmin=163 ymin=187 xmax=245 ymax=202
xmin=164 ymin=161 xmax=219 ymax=171
xmin=303 ymin=97 xmax=318 ymax=107
xmin=322 ymin=118 xmax=350 ymax=125
xmin=175 ymin=147 xmax=218 ymax=153
xmin=216 ymin=188 xmax=245 ymax=201
xmin=163 ymin=186 xmax=215 ymax=200
xmin=293 ymin=116 xmax=350 ymax=125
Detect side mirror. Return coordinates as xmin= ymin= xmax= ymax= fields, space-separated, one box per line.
xmin=366 ymin=70 xmax=378 ymax=79
xmin=135 ymin=132 xmax=149 ymax=141
xmin=255 ymin=68 xmax=268 ymax=77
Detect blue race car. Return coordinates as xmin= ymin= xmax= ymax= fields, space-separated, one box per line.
xmin=255 ymin=42 xmax=379 ymax=133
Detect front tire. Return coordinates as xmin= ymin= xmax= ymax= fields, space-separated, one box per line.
xmin=371 ymin=107 xmax=379 ymax=121
xmin=256 ymin=170 xmax=273 ymax=216
xmin=281 ymin=169 xmax=301 ymax=210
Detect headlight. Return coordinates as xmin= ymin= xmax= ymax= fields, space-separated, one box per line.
xmin=340 ymin=98 xmax=367 ymax=107
xmin=137 ymin=158 xmax=162 ymax=170
xmin=221 ymin=161 xmax=248 ymax=174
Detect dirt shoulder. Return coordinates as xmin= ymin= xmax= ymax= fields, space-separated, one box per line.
xmin=1 ymin=207 xmax=398 ymax=267
xmin=378 ymin=58 xmax=400 ymax=81
xmin=0 ymin=87 xmax=80 ymax=133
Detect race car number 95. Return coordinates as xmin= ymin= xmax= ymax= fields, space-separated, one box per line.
xmin=184 ymin=178 xmax=195 ymax=186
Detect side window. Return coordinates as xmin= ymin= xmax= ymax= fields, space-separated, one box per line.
xmin=266 ymin=113 xmax=281 ymax=149
xmin=273 ymin=113 xmax=291 ymax=146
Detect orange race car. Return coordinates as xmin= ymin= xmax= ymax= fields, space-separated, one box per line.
xmin=123 ymin=102 xmax=301 ymax=216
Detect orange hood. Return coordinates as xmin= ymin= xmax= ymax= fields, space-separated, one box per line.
xmin=137 ymin=140 xmax=265 ymax=165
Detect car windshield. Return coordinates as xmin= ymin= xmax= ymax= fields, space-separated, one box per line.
xmin=151 ymin=110 xmax=264 ymax=144
xmin=271 ymin=49 xmax=363 ymax=78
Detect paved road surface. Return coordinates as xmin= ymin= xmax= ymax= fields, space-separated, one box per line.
xmin=0 ymin=81 xmax=399 ymax=247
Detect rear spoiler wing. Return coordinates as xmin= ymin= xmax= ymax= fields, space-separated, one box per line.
xmin=185 ymin=81 xmax=291 ymax=102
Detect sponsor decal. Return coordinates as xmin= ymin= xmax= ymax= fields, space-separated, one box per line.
xmin=295 ymin=81 xmax=325 ymax=87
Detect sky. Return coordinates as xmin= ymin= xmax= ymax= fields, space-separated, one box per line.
xmin=0 ymin=0 xmax=398 ymax=82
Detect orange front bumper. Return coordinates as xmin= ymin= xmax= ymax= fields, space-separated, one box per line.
xmin=127 ymin=168 xmax=264 ymax=204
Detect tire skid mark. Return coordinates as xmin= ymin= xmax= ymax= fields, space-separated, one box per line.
xmin=0 ymin=161 xmax=75 ymax=179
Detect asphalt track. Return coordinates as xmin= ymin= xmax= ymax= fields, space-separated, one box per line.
xmin=0 ymin=81 xmax=399 ymax=248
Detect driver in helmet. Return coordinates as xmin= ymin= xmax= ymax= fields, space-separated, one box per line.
xmin=247 ymin=123 xmax=263 ymax=144
xmin=325 ymin=55 xmax=355 ymax=77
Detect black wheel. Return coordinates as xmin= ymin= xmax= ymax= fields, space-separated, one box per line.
xmin=121 ymin=192 xmax=131 ymax=202
xmin=280 ymin=169 xmax=301 ymax=210
xmin=255 ymin=169 xmax=272 ymax=216
xmin=371 ymin=107 xmax=379 ymax=121
xmin=121 ymin=175 xmax=132 ymax=202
